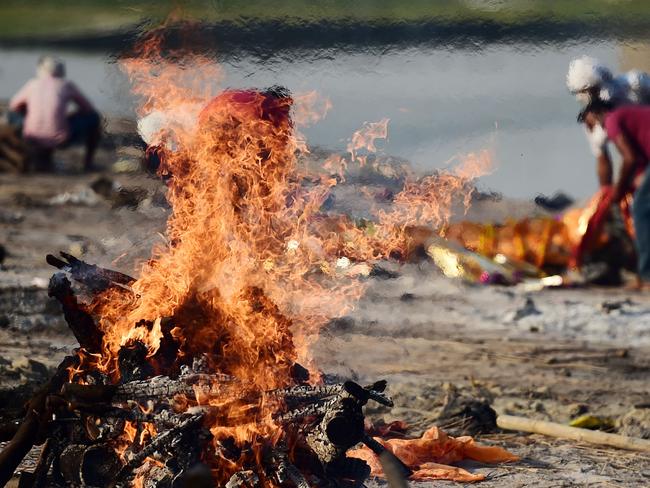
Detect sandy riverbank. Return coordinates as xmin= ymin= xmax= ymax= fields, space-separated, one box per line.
xmin=1 ymin=136 xmax=650 ymax=486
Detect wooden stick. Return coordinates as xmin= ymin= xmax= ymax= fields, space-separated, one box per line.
xmin=497 ymin=414 xmax=650 ymax=452
xmin=48 ymin=273 xmax=104 ymax=353
xmin=0 ymin=356 xmax=78 ymax=487
xmin=0 ymin=406 xmax=42 ymax=487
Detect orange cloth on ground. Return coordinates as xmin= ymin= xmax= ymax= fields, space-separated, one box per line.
xmin=348 ymin=426 xmax=518 ymax=483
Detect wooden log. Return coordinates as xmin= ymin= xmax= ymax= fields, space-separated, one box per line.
xmin=283 ymin=463 xmax=310 ymax=488
xmin=142 ymin=464 xmax=174 ymax=488
xmin=169 ymin=463 xmax=213 ymax=488
xmin=115 ymin=375 xmax=199 ymax=402
xmin=324 ymin=457 xmax=370 ymax=487
xmin=118 ymin=340 xmax=154 ymax=382
xmin=46 ymin=252 xmax=135 ymax=293
xmin=58 ymin=444 xmax=87 ymax=485
xmin=497 ymin=414 xmax=650 ymax=452
xmin=273 ymin=380 xmax=392 ymax=407
xmin=62 ymin=374 xmax=234 ymax=409
xmin=267 ymin=449 xmax=310 ymax=488
xmin=116 ymin=414 xmax=204 ymax=482
xmin=225 ymin=470 xmax=259 ymax=488
xmin=29 ymin=438 xmax=54 ymax=488
xmin=48 ymin=273 xmax=104 ymax=353
xmin=61 ymin=383 xmax=117 ymax=404
xmin=305 ymin=397 xmax=365 ymax=465
xmin=80 ymin=445 xmax=123 ymax=486
xmin=56 ymin=443 xmax=124 ymax=486
xmin=276 ymin=380 xmax=393 ymax=422
xmin=0 ymin=356 xmax=78 ymax=487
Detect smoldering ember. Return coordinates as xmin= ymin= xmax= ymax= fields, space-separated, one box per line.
xmin=3 ymin=10 xmax=650 ymax=488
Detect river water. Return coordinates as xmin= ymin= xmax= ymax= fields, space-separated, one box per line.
xmin=0 ymin=41 xmax=635 ymax=199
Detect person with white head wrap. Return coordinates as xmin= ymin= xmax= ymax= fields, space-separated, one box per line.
xmin=9 ymin=56 xmax=101 ymax=171
xmin=567 ymin=55 xmax=650 ymax=106
xmin=567 ymin=56 xmax=614 ymax=103
xmin=567 ymin=56 xmax=650 ymax=189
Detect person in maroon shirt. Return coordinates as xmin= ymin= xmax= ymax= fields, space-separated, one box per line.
xmin=579 ymin=100 xmax=650 ymax=285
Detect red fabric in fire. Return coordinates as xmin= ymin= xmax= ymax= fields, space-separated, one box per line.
xmin=571 ymin=186 xmax=614 ymax=267
xmin=571 ymin=186 xmax=634 ymax=267
xmin=349 ymin=426 xmax=518 ymax=482
xmin=199 ymin=89 xmax=293 ymax=128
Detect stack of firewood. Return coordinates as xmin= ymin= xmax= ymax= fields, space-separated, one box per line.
xmin=0 ymin=253 xmax=411 ymax=487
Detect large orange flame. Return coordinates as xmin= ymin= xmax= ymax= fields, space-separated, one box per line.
xmin=71 ymin=30 xmax=493 ymax=483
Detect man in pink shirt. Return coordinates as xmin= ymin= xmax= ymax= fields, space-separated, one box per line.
xmin=9 ymin=56 xmax=101 ymax=171
xmin=579 ymin=100 xmax=650 ymax=286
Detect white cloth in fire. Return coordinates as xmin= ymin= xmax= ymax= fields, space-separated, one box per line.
xmin=137 ymin=102 xmax=202 ymax=150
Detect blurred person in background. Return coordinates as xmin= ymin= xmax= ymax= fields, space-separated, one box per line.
xmin=567 ymin=56 xmax=650 ymax=189
xmin=578 ymin=99 xmax=650 ymax=288
xmin=9 ymin=56 xmax=101 ymax=171
xmin=567 ymin=55 xmax=650 ymax=107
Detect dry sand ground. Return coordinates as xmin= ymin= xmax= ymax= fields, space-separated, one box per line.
xmin=1 ymin=159 xmax=650 ymax=486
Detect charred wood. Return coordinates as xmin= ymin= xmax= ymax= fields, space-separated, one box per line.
xmin=115 ymin=376 xmax=199 ymax=403
xmin=58 ymin=443 xmax=124 ymax=487
xmin=46 ymin=252 xmax=135 ymax=294
xmin=171 ymin=463 xmax=213 ymax=488
xmin=305 ymin=397 xmax=365 ymax=465
xmin=58 ymin=444 xmax=87 ymax=485
xmin=116 ymin=414 xmax=204 ymax=483
xmin=81 ymin=444 xmax=124 ymax=487
xmin=115 ymin=374 xmax=234 ymax=403
xmin=62 ymin=373 xmax=234 ymax=410
xmin=29 ymin=438 xmax=54 ymax=488
xmin=118 ymin=340 xmax=154 ymax=383
xmin=61 ymin=383 xmax=117 ymax=404
xmin=0 ymin=355 xmax=78 ymax=487
xmin=48 ymin=273 xmax=104 ymax=353
xmin=225 ymin=470 xmax=260 ymax=488
xmin=284 ymin=463 xmax=310 ymax=488
xmin=273 ymin=380 xmax=393 ymax=409
xmin=266 ymin=448 xmax=310 ymax=488
xmin=324 ymin=457 xmax=370 ymax=487
xmin=138 ymin=464 xmax=174 ymax=488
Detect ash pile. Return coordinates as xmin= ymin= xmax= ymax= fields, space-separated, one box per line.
xmin=0 ymin=253 xmax=411 ymax=487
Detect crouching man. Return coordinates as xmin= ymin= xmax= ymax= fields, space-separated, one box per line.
xmin=578 ymin=99 xmax=650 ymax=287
xmin=9 ymin=56 xmax=101 ymax=171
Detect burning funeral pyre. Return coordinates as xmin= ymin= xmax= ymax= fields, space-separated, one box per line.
xmin=0 ymin=34 xmax=519 ymax=487
xmin=7 ymin=250 xmax=403 ymax=487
